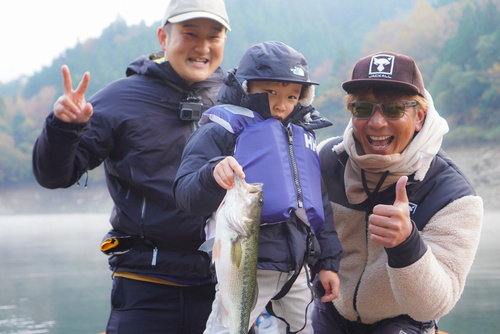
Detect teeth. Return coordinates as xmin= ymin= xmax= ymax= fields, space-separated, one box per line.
xmin=370 ymin=136 xmax=390 ymax=140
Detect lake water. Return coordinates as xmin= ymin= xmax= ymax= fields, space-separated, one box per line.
xmin=0 ymin=212 xmax=499 ymax=334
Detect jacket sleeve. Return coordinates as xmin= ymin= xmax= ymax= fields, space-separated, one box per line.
xmin=313 ymin=178 xmax=343 ymax=274
xmin=173 ymin=122 xmax=236 ymax=216
xmin=32 ymin=113 xmax=90 ymax=188
xmin=32 ymin=110 xmax=113 ymax=189
xmin=387 ymin=195 xmax=483 ymax=321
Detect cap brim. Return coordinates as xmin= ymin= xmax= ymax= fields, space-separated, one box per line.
xmin=244 ymin=77 xmax=319 ymax=86
xmin=342 ymin=79 xmax=420 ymax=95
xmin=168 ymin=12 xmax=231 ymax=31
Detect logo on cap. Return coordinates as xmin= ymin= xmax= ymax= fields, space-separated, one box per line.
xmin=369 ymin=55 xmax=395 ymax=78
xmin=291 ymin=66 xmax=305 ymax=77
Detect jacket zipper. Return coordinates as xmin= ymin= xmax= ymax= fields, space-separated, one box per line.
xmin=284 ymin=124 xmax=303 ymax=208
xmin=353 ymin=211 xmax=372 ymax=322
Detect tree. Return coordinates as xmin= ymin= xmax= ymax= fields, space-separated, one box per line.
xmin=361 ymin=0 xmax=460 ymax=82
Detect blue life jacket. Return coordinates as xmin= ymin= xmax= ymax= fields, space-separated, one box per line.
xmin=199 ymin=105 xmax=325 ymax=233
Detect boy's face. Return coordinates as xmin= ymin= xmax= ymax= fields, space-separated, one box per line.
xmin=248 ymin=81 xmax=302 ymax=122
xmin=158 ymin=18 xmax=227 ymax=85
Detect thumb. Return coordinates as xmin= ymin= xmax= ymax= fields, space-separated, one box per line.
xmin=82 ymin=103 xmax=93 ymax=119
xmin=394 ymin=176 xmax=409 ymax=205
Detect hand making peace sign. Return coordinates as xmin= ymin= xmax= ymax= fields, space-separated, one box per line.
xmin=53 ymin=65 xmax=93 ymax=123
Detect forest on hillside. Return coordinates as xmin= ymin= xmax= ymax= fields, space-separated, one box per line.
xmin=0 ymin=0 xmax=499 ymax=186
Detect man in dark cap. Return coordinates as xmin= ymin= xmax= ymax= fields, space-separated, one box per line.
xmin=312 ymin=51 xmax=483 ymax=333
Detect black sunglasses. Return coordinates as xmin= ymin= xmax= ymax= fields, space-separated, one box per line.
xmin=349 ymin=101 xmax=418 ymax=119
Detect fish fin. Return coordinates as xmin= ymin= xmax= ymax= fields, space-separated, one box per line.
xmin=252 ymin=282 xmax=259 ymax=310
xmin=231 ymin=238 xmax=242 ymax=268
xmin=212 ymin=239 xmax=221 ymax=264
xmin=216 ymin=300 xmax=230 ymax=328
xmin=198 ymin=238 xmax=215 ymax=253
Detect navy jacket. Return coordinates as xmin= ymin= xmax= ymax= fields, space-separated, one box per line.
xmin=32 ymin=52 xmax=224 ymax=284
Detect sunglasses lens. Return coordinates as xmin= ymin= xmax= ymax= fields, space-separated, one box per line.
xmin=382 ymin=102 xmax=406 ymax=119
xmin=352 ymin=102 xmax=374 ymax=118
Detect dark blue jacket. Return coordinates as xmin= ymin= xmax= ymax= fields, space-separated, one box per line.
xmin=173 ymin=69 xmax=342 ymax=275
xmin=32 ymin=52 xmax=224 ymax=285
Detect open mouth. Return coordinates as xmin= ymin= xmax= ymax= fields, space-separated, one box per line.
xmin=189 ymin=58 xmax=209 ymax=64
xmin=368 ymin=135 xmax=393 ymax=149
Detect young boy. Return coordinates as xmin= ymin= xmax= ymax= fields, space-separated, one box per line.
xmin=173 ymin=41 xmax=342 ymax=333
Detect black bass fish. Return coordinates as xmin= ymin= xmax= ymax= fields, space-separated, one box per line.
xmin=201 ymin=174 xmax=263 ymax=333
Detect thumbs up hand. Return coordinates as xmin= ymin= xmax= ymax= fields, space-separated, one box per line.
xmin=368 ymin=176 xmax=413 ymax=248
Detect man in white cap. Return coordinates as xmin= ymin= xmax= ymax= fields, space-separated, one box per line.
xmin=32 ymin=0 xmax=230 ymax=333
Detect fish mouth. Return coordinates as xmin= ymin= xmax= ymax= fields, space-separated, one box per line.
xmin=247 ymin=182 xmax=264 ymax=193
xmin=237 ymin=174 xmax=263 ymax=193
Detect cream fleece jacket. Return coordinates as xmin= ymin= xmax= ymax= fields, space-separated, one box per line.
xmin=331 ymin=177 xmax=483 ymax=324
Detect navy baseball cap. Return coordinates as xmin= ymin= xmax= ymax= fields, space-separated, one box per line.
xmin=235 ymin=41 xmax=319 ymax=85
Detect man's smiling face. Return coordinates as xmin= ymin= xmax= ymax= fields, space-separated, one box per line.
xmin=160 ymin=18 xmax=226 ymax=85
xmin=351 ymin=89 xmax=426 ymax=155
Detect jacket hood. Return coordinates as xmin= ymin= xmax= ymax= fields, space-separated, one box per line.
xmin=125 ymin=51 xmax=225 ymax=91
xmin=217 ymin=68 xmax=331 ymax=130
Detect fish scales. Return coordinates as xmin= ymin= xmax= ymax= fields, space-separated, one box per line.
xmin=212 ymin=174 xmax=263 ymax=334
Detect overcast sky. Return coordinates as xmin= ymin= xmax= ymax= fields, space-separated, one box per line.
xmin=0 ymin=1 xmax=169 ymax=83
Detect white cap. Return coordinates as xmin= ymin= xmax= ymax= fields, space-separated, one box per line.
xmin=162 ymin=0 xmax=231 ymax=31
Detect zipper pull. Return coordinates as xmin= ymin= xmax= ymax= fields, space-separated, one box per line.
xmin=151 ymin=247 xmax=158 ymax=266
xmin=286 ymin=125 xmax=293 ymax=143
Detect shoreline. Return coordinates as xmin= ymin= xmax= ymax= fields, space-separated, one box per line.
xmin=0 ymin=144 xmax=498 ymax=215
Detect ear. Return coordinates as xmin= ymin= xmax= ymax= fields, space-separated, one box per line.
xmin=414 ymin=105 xmax=427 ymax=131
xmin=157 ymin=27 xmax=168 ymax=52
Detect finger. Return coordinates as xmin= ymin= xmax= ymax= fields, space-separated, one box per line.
xmin=82 ymin=103 xmax=93 ymax=120
xmin=54 ymin=96 xmax=79 ymax=120
xmin=394 ymin=176 xmax=409 ymax=205
xmin=61 ymin=65 xmax=73 ymax=95
xmin=215 ymin=175 xmax=232 ymax=189
xmin=228 ymin=157 xmax=245 ymax=179
xmin=368 ymin=219 xmax=394 ymax=238
xmin=214 ymin=160 xmax=234 ymax=189
xmin=320 ymin=282 xmax=339 ymax=303
xmin=75 ymin=72 xmax=90 ymax=96
xmin=321 ymin=292 xmax=336 ymax=303
xmin=370 ymin=233 xmax=390 ymax=247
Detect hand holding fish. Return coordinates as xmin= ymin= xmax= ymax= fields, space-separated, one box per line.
xmin=318 ymin=269 xmax=340 ymax=302
xmin=53 ymin=65 xmax=93 ymax=123
xmin=214 ymin=156 xmax=246 ymax=189
xmin=368 ymin=176 xmax=412 ymax=248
